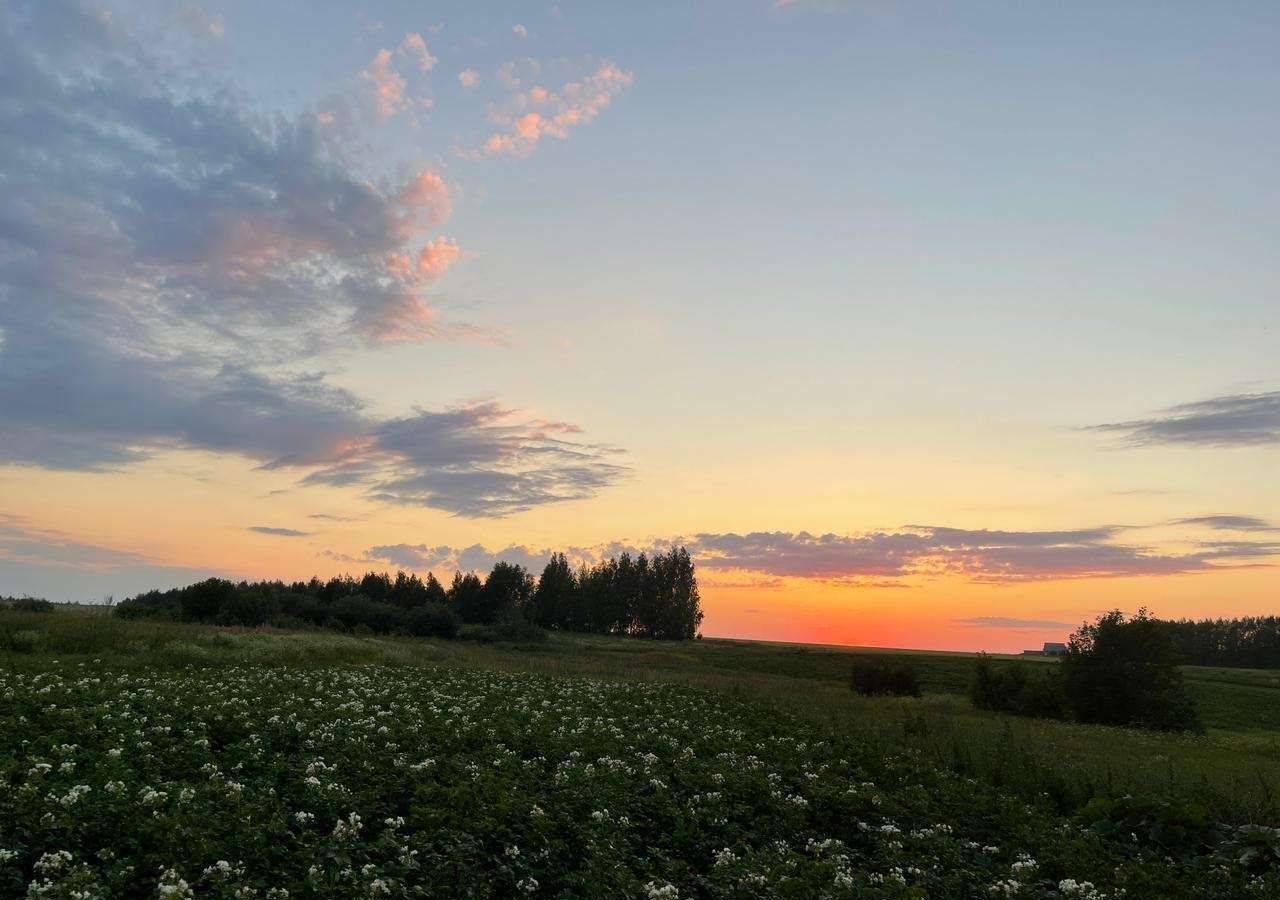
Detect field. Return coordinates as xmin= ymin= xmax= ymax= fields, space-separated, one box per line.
xmin=3 ymin=608 xmax=1280 ymax=898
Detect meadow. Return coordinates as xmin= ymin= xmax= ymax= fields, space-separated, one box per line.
xmin=3 ymin=607 xmax=1280 ymax=898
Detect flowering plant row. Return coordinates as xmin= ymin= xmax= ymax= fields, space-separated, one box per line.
xmin=1 ymin=661 xmax=1276 ymax=898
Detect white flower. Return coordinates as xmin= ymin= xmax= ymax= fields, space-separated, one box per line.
xmin=34 ymin=850 xmax=73 ymax=873
xmin=157 ymin=868 xmax=193 ymax=899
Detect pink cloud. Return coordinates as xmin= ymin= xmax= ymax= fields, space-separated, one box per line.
xmin=391 ymin=171 xmax=452 ymax=232
xmin=458 ymin=68 xmax=480 ymax=89
xmin=483 ymin=63 xmax=634 ymax=158
xmin=360 ymin=48 xmax=407 ymax=119
xmin=386 ymin=237 xmax=460 ymax=284
xmin=358 ymin=292 xmax=444 ymax=344
xmin=414 ymin=237 xmax=460 ymax=280
xmin=399 ymin=32 xmax=436 ymax=72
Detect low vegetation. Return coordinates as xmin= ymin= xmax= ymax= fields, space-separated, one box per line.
xmin=3 ymin=606 xmax=1280 ymax=897
xmin=848 ymin=655 xmax=921 ymax=698
xmin=3 ymin=652 xmax=1279 ymax=898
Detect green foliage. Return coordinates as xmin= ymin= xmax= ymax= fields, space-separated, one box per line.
xmin=477 ymin=560 xmax=535 ymax=624
xmin=1062 ymin=609 xmax=1203 ymax=733
xmin=1077 ymin=795 xmax=1219 ymax=856
xmin=528 ymin=552 xmax=576 ymax=629
xmin=1165 ymin=616 xmax=1280 ymax=669
xmin=849 ymin=655 xmax=922 ymax=697
xmin=969 ymin=653 xmax=1065 ymax=718
xmin=0 ymin=595 xmax=54 ymax=612
xmin=458 ymin=616 xmax=548 ymax=644
xmin=406 ymin=601 xmax=459 ymax=639
xmin=1 ymin=661 xmax=1277 ymax=898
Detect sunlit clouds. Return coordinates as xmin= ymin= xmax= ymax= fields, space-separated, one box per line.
xmin=482 ymin=63 xmax=635 ymax=157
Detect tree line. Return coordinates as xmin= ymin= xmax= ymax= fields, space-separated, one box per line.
xmin=112 ymin=548 xmax=702 ymax=641
xmin=1160 ymin=616 xmax=1280 ymax=669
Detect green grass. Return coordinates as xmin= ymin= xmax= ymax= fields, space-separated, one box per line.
xmin=4 ymin=607 xmax=1280 ymax=827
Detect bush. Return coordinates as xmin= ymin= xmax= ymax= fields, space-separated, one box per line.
xmin=1077 ymin=795 xmax=1218 ymax=857
xmin=216 ymin=586 xmax=278 ymax=627
xmin=2 ymin=596 xmax=54 ymax=613
xmin=849 ymin=655 xmax=921 ymax=697
xmin=970 ymin=654 xmax=1064 ymax=718
xmin=326 ymin=596 xmax=406 ymax=634
xmin=458 ymin=619 xmax=547 ymax=644
xmin=407 ymin=602 xmax=459 ymax=639
xmin=1060 ymin=609 xmax=1202 ymax=733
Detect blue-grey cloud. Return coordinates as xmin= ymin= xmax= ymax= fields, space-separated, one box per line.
xmin=366 ymin=542 xmax=553 ymax=573
xmin=357 ymin=522 xmax=1279 ymax=582
xmin=247 ymin=526 xmax=311 ymax=537
xmin=1091 ymin=391 xmax=1280 ymax=447
xmin=1171 ymin=515 xmax=1278 ymax=532
xmin=0 ymin=1 xmax=623 ymax=517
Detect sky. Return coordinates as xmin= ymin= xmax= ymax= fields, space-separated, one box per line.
xmin=2 ymin=0 xmax=1278 ymax=652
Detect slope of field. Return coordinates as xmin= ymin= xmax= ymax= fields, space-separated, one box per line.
xmin=2 ymin=606 xmax=1280 ymax=898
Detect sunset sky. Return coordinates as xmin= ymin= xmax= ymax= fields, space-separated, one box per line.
xmin=2 ymin=0 xmax=1278 ymax=651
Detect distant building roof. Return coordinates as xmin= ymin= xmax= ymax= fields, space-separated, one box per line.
xmin=1042 ymin=642 xmax=1066 ymax=652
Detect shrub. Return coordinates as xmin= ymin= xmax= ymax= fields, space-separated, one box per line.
xmin=1060 ymin=609 xmax=1202 ymax=733
xmin=326 ymin=596 xmax=406 ymax=634
xmin=1077 ymin=795 xmax=1219 ymax=857
xmin=969 ymin=654 xmax=1064 ymax=718
xmin=179 ymin=579 xmax=235 ymax=622
xmin=458 ymin=618 xmax=547 ymax=644
xmin=407 ymin=602 xmax=459 ymax=639
xmin=216 ymin=586 xmax=278 ymax=627
xmin=849 ymin=655 xmax=922 ymax=697
xmin=2 ymin=596 xmax=54 ymax=612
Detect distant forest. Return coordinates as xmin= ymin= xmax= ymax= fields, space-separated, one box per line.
xmin=111 ymin=548 xmax=703 ymax=641
xmin=1163 ymin=617 xmax=1280 ymax=669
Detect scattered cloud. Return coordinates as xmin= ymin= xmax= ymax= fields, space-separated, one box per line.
xmin=398 ymin=32 xmax=436 ymax=72
xmin=300 ymin=401 xmax=628 ymax=517
xmin=352 ymin=520 xmax=1279 ymax=580
xmin=481 ymin=62 xmax=634 ymax=157
xmin=247 ymin=526 xmax=311 ymax=537
xmin=513 ymin=24 xmax=528 ymax=38
xmin=956 ymin=616 xmax=1076 ymax=630
xmin=686 ymin=527 xmax=1275 ymax=583
xmin=360 ymin=48 xmax=407 ymax=118
xmin=700 ymin=575 xmax=785 ymax=590
xmin=367 ymin=542 xmax=551 ymax=573
xmin=0 ymin=1 xmax=623 ymax=518
xmin=1171 ymin=515 xmax=1279 ymax=532
xmin=458 ymin=68 xmax=480 ymax=88
xmin=1091 ymin=391 xmax=1280 ymax=448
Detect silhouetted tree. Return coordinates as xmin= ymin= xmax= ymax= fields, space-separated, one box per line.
xmin=447 ymin=571 xmax=486 ymax=624
xmin=479 ymin=562 xmax=534 ymax=624
xmin=529 ymin=553 xmax=576 ymax=629
xmin=1060 ymin=609 xmax=1201 ymax=732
